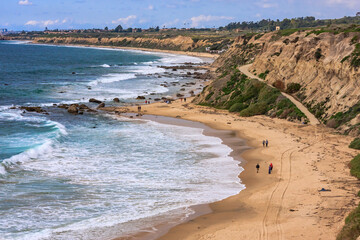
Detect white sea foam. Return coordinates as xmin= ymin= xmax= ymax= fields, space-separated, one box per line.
xmin=89 ymin=73 xmax=136 ymax=86
xmin=100 ymin=64 xmax=111 ymax=68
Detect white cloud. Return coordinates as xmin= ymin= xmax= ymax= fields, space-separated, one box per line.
xmin=162 ymin=19 xmax=180 ymax=28
xmin=25 ymin=19 xmax=68 ymax=27
xmin=256 ymin=0 xmax=278 ymax=8
xmin=325 ymin=0 xmax=360 ymax=8
xmin=112 ymin=15 xmax=137 ymax=26
xmin=18 ymin=0 xmax=32 ymax=5
xmin=148 ymin=5 xmax=154 ymax=10
xmin=190 ymin=15 xmax=234 ymax=27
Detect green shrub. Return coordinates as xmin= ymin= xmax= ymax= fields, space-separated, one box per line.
xmin=258 ymin=70 xmax=270 ymax=80
xmin=205 ymin=92 xmax=214 ymax=101
xmin=350 ymin=154 xmax=360 ymax=179
xmin=337 ymin=154 xmax=360 ymax=240
xmin=350 ymin=138 xmax=360 ymax=150
xmin=240 ymin=103 xmax=268 ymax=117
xmin=337 ymin=202 xmax=360 ymax=240
xmin=286 ymin=83 xmax=301 ymax=93
xmin=229 ymin=102 xmax=247 ymax=112
xmin=315 ymin=48 xmax=322 ymax=61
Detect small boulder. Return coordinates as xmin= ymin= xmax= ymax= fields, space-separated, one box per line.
xmin=89 ymin=98 xmax=102 ymax=104
xmin=113 ymin=98 xmax=120 ymax=103
xmin=136 ymin=96 xmax=146 ymax=100
xmin=79 ymin=104 xmax=89 ymax=110
xmin=67 ymin=104 xmax=78 ymax=114
xmin=97 ymin=103 xmax=105 ymax=109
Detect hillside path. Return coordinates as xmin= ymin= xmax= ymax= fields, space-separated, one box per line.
xmin=239 ymin=64 xmax=320 ymax=125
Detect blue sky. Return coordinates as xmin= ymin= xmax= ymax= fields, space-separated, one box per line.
xmin=1 ymin=0 xmax=360 ymax=30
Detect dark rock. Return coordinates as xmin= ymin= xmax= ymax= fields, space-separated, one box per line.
xmin=79 ymin=111 xmax=84 ymax=115
xmin=79 ymin=104 xmax=89 ymax=110
xmin=58 ymin=104 xmax=69 ymax=109
xmin=97 ymin=103 xmax=105 ymax=109
xmin=9 ymin=106 xmax=16 ymax=109
xmin=87 ymin=109 xmax=97 ymax=113
xmin=67 ymin=104 xmax=78 ymax=114
xmin=89 ymin=98 xmax=102 ymax=104
xmin=72 ymin=72 xmax=76 ymax=74
xmin=136 ymin=96 xmax=146 ymax=100
xmin=113 ymin=98 xmax=120 ymax=103
xmin=20 ymin=106 xmax=44 ymax=113
xmin=176 ymin=93 xmax=184 ymax=97
xmin=180 ymin=88 xmax=185 ymax=91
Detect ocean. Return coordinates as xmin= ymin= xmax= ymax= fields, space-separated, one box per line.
xmin=0 ymin=41 xmax=244 ymax=240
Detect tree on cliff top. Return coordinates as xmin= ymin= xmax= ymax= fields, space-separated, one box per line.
xmin=114 ymin=24 xmax=123 ymax=32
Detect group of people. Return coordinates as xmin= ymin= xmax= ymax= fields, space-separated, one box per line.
xmin=256 ymin=162 xmax=273 ymax=174
xmin=180 ymin=98 xmax=187 ymax=102
xmin=256 ymin=139 xmax=273 ymax=174
xmin=144 ymin=100 xmax=151 ymax=104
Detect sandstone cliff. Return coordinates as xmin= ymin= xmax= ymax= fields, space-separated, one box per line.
xmin=31 ymin=35 xmax=209 ymax=51
xmin=198 ymin=29 xmax=360 ymax=135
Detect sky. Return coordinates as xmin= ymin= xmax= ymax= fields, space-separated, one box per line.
xmin=1 ymin=0 xmax=360 ymax=31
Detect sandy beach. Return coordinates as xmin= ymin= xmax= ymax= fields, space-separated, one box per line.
xmin=105 ymin=97 xmax=359 ymax=239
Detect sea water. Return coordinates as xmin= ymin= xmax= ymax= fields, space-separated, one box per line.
xmin=0 ymin=41 xmax=244 ymax=240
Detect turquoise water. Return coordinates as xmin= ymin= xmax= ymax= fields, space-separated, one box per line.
xmin=0 ymin=41 xmax=243 ymax=240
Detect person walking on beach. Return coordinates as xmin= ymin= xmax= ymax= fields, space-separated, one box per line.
xmin=184 ymin=98 xmax=186 ymax=102
xmin=265 ymin=139 xmax=268 ymax=147
xmin=270 ymin=163 xmax=273 ymax=172
xmin=137 ymin=105 xmax=141 ymax=112
xmin=262 ymin=140 xmax=265 ymax=147
xmin=268 ymin=164 xmax=272 ymax=174
xmin=256 ymin=163 xmax=260 ymax=173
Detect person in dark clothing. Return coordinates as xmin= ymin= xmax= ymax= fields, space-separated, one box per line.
xmin=268 ymin=164 xmax=272 ymax=174
xmin=265 ymin=139 xmax=268 ymax=147
xmin=256 ymin=163 xmax=260 ymax=173
xmin=262 ymin=140 xmax=265 ymax=147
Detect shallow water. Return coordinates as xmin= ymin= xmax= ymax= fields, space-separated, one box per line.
xmin=0 ymin=41 xmax=244 ymax=240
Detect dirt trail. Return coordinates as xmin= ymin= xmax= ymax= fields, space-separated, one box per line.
xmin=239 ymin=64 xmax=320 ymax=126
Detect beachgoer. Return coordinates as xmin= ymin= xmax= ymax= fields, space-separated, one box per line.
xmin=256 ymin=163 xmax=260 ymax=173
xmin=262 ymin=140 xmax=265 ymax=147
xmin=138 ymin=106 xmax=141 ymax=112
xmin=148 ymin=101 xmax=150 ymax=104
xmin=268 ymin=164 xmax=272 ymax=174
xmin=180 ymin=98 xmax=183 ymax=102
xmin=266 ymin=139 xmax=268 ymax=147
xmin=145 ymin=100 xmax=147 ymax=104
xmin=270 ymin=163 xmax=273 ymax=171
xmin=184 ymin=98 xmax=186 ymax=102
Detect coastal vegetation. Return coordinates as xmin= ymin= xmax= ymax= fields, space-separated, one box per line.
xmin=337 ymin=154 xmax=360 ymax=240
xmin=349 ymin=138 xmax=360 ymax=150
xmin=199 ymin=69 xmax=307 ymax=121
xmin=224 ymin=16 xmax=360 ymax=31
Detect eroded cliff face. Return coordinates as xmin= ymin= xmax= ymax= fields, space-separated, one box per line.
xmin=207 ymin=31 xmax=360 ymax=134
xmin=31 ymin=36 xmax=208 ymax=51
